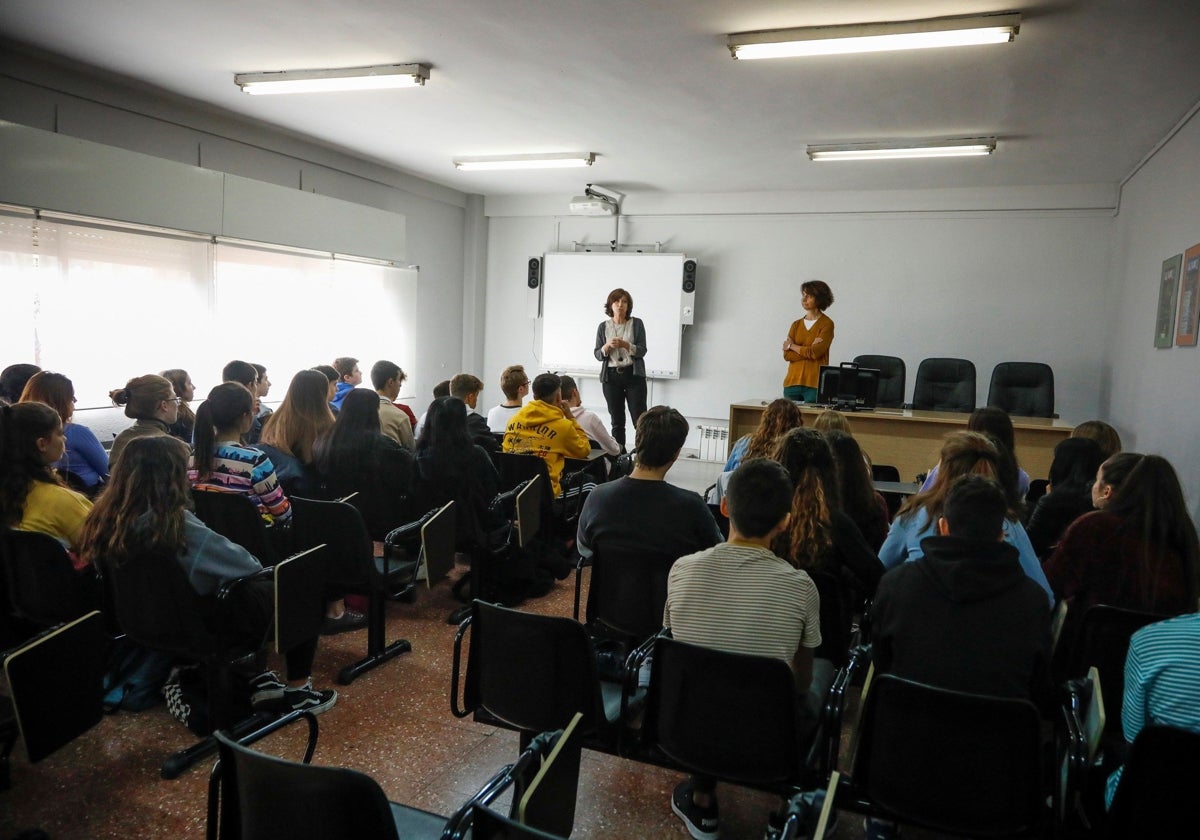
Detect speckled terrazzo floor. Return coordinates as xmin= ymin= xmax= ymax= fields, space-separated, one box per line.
xmin=2 ymin=460 xmax=957 ymax=840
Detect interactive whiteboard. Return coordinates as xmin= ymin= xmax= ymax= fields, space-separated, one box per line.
xmin=540 ymin=252 xmax=686 ymax=379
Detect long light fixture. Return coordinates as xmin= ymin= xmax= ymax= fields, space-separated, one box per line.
xmin=728 ymin=13 xmax=1020 ymax=59
xmin=234 ymin=64 xmax=430 ymax=95
xmin=452 ymin=153 xmax=596 ymax=171
xmin=807 ymin=138 xmax=997 ymax=161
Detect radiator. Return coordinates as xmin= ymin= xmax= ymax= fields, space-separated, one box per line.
xmin=695 ymin=425 xmax=729 ymax=462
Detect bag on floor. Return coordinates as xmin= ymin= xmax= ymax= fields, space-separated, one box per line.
xmin=102 ymin=638 xmax=174 ymax=712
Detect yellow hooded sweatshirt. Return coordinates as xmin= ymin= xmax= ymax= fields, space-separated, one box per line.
xmin=502 ymin=399 xmax=591 ymax=495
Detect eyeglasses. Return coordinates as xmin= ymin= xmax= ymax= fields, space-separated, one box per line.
xmin=165 ymin=397 xmax=181 ymax=405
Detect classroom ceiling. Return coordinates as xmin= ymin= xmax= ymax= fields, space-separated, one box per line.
xmin=2 ymin=0 xmax=1198 ymax=198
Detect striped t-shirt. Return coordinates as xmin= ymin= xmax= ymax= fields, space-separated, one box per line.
xmin=664 ymin=542 xmax=821 ymax=663
xmin=1106 ymin=612 xmax=1200 ymax=806
xmin=189 ymin=442 xmax=292 ymax=524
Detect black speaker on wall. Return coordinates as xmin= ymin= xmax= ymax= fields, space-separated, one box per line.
xmin=681 ymin=257 xmax=697 ymax=324
xmin=527 ymin=256 xmax=542 ymax=318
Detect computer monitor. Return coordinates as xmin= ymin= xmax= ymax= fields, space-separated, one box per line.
xmin=817 ymin=363 xmax=881 ymax=411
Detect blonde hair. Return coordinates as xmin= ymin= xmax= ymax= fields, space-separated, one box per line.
xmin=811 ymin=410 xmax=850 ymax=435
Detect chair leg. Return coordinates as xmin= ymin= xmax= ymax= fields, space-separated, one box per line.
xmin=162 ymin=708 xmax=310 ymax=780
xmin=337 ymin=591 xmax=412 ymax=684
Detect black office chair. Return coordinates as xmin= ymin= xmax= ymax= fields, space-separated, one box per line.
xmin=638 ymin=635 xmax=829 ymax=794
xmin=99 ymin=543 xmax=326 ymax=778
xmin=1 ymin=528 xmax=100 ymax=629
xmin=289 ymin=496 xmax=418 ymax=685
xmin=451 ymin=600 xmax=627 ymax=754
xmin=987 ymin=362 xmax=1055 ymax=418
xmin=852 ymin=355 xmax=906 ymax=409
xmin=207 ymin=723 xmax=581 ymax=840
xmin=0 ymin=610 xmax=107 ymax=791
xmin=573 ymin=541 xmax=676 ymax=647
xmin=1105 ymin=725 xmax=1200 ymax=838
xmin=826 ymin=673 xmax=1049 ymax=837
xmin=910 ymin=357 xmax=976 ymax=413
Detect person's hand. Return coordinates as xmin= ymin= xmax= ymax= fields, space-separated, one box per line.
xmin=558 ymin=399 xmax=574 ymax=418
xmin=782 ymin=338 xmax=792 ymax=352
xmin=611 ymin=337 xmax=629 ymax=350
xmin=812 ymin=337 xmax=825 ymax=346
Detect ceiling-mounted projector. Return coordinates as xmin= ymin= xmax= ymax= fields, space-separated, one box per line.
xmin=569 ymin=193 xmax=617 ymax=216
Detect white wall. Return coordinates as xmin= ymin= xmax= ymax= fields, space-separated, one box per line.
xmin=1107 ymin=109 xmax=1200 ymax=521
xmin=482 ymin=199 xmax=1115 ymax=459
xmin=0 ymin=51 xmax=471 ymax=402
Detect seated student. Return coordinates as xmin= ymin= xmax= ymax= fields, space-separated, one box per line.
xmin=20 ymin=371 xmax=109 ymax=494
xmin=502 ymin=372 xmax=591 ymax=497
xmin=771 ymin=428 xmax=884 ymax=665
xmin=312 ymin=364 xmax=340 ymax=412
xmin=0 ymin=401 xmax=93 ymax=565
xmin=665 ymin=458 xmax=823 ymax=840
xmin=486 ymin=364 xmax=529 ymax=433
xmin=1071 ymin=419 xmax=1122 ymax=461
xmin=189 ymin=382 xmax=292 ymax=527
xmin=1105 ymin=612 xmax=1200 ymax=810
xmin=78 ymin=435 xmax=337 ymax=715
xmin=723 ymin=397 xmax=804 ymax=473
xmin=222 ymin=360 xmax=263 ymax=444
xmin=1024 ymin=437 xmax=1104 ymax=558
xmin=1044 ymin=452 xmax=1199 ymax=618
xmin=0 ymin=363 xmax=41 ymax=406
xmin=312 ymin=388 xmax=414 ymax=540
xmin=824 ymin=429 xmax=890 ymax=553
xmin=577 ymin=406 xmax=721 ymax=561
xmin=257 ymin=369 xmax=335 ymax=496
xmin=371 ymin=360 xmax=415 ymax=449
xmin=811 ymin=408 xmax=851 ymax=435
xmin=251 ymin=363 xmax=273 ymax=422
xmin=161 ymin=368 xmax=197 ymax=444
xmin=450 ymin=373 xmax=499 ymax=453
xmin=919 ymin=407 xmax=1031 ymax=499
xmin=108 ymin=374 xmax=179 ymax=465
xmin=329 ymin=356 xmax=361 ymax=412
xmin=559 ymin=375 xmax=620 ymax=457
xmin=880 ymin=431 xmax=1052 ymax=606
xmin=414 ymin=379 xmax=451 ymax=440
xmin=867 ymin=474 xmax=1053 ymax=840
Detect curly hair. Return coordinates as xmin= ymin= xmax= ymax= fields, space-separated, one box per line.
xmin=771 ymin=428 xmax=840 ymax=572
xmin=745 ymin=398 xmax=804 ymax=461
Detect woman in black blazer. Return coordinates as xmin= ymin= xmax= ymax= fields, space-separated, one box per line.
xmin=593 ymin=287 xmax=648 ymax=449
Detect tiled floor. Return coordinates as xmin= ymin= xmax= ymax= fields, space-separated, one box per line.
xmin=2 ymin=464 xmax=950 ymax=839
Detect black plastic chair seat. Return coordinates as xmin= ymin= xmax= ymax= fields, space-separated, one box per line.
xmin=389 ymin=802 xmax=451 ymax=837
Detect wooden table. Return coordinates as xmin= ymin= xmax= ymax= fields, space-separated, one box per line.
xmin=727 ymin=400 xmax=1074 ymax=482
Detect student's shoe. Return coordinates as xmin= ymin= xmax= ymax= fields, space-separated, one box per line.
xmin=321 ymin=609 xmax=367 ymax=635
xmin=251 ymin=673 xmax=338 ymax=715
xmin=672 ymin=779 xmax=720 ymax=840
xmin=864 ymin=817 xmax=899 ymax=840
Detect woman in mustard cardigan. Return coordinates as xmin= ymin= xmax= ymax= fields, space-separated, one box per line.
xmin=782 ymin=280 xmax=835 ymax=402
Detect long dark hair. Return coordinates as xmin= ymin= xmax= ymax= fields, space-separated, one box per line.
xmin=824 ymin=430 xmax=877 ymax=524
xmin=1048 ymin=437 xmax=1104 ymax=496
xmin=1103 ymin=453 xmax=1200 ymax=607
xmin=416 ymin=396 xmax=474 ymax=464
xmin=314 ymin=388 xmax=382 ymax=478
xmin=161 ymin=368 xmax=197 ymax=431
xmin=79 ymin=435 xmax=191 ymax=567
xmin=772 ymin=428 xmax=840 ymax=571
xmin=192 ymin=382 xmax=254 ymax=479
xmin=0 ymin=402 xmax=64 ymax=528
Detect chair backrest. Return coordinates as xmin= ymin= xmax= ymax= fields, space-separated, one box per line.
xmin=852 ymin=355 xmax=906 ymax=408
xmin=421 ymin=501 xmax=457 ymax=587
xmin=1106 ymin=725 xmax=1200 ymax=836
xmin=190 ymin=489 xmax=278 ymax=565
xmin=586 ymin=541 xmax=676 ymax=640
xmin=99 ymin=546 xmax=222 ymax=658
xmin=644 ymin=636 xmax=803 ymax=786
xmin=1 ymin=528 xmax=99 ymax=626
xmin=1065 ymin=604 xmax=1166 ymax=726
xmin=464 ymin=601 xmax=605 ymax=734
xmin=911 ymin=357 xmax=976 ymax=413
xmin=4 ymin=610 xmax=107 ymax=762
xmin=987 ymin=362 xmax=1055 ymax=418
xmin=288 ymin=496 xmax=373 ymax=589
xmin=852 ymin=674 xmax=1043 ymax=836
xmin=212 ymin=729 xmax=401 ymax=840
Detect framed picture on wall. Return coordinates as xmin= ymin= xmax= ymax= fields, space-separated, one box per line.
xmin=1177 ymin=243 xmax=1200 ymax=346
xmin=1155 ymin=254 xmax=1182 ymax=348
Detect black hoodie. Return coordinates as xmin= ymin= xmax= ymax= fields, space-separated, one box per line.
xmin=870 ymin=534 xmax=1053 ymax=712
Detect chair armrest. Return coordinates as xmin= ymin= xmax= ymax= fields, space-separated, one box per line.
xmin=450 ymin=610 xmax=475 ymax=718
xmin=572 ymin=553 xmax=589 ymax=622
xmin=214 ymin=566 xmax=274 ymax=602
xmin=620 ymin=630 xmax=665 ymax=731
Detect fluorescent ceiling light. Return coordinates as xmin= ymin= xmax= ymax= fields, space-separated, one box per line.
xmin=235 ymin=64 xmax=429 ymax=95
xmin=453 ymin=153 xmax=596 ymax=171
xmin=807 ymin=138 xmax=997 ymax=161
xmin=728 ymin=13 xmax=1020 ymax=59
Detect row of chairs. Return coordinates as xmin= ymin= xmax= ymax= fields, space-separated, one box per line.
xmin=853 ymin=355 xmax=1056 ymax=417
